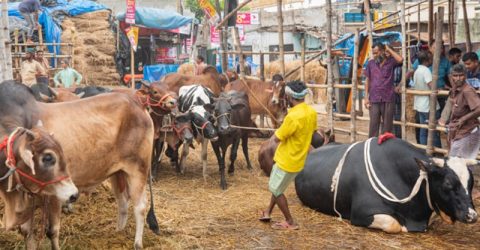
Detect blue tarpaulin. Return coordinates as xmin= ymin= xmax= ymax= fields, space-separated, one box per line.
xmin=116 ymin=7 xmax=193 ymax=30
xmin=143 ymin=64 xmax=180 ymax=83
xmin=335 ymin=31 xmax=402 ymax=58
xmin=7 ymin=0 xmax=107 ymax=55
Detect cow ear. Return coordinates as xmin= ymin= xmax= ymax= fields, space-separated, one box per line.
xmin=39 ymin=93 xmax=52 ymax=102
xmin=415 ymin=158 xmax=431 ymax=172
xmin=203 ymin=103 xmax=215 ymax=112
xmin=76 ymin=91 xmax=85 ymax=98
xmin=18 ymin=134 xmax=36 ymax=175
xmin=231 ymin=103 xmax=245 ymax=110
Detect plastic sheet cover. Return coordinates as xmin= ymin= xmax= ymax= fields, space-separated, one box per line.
xmin=143 ymin=64 xmax=180 ymax=83
xmin=116 ymin=7 xmax=193 ymax=30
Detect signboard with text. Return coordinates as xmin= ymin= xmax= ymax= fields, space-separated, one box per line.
xmin=198 ymin=0 xmax=219 ymax=24
xmin=210 ymin=26 xmax=220 ymax=46
xmin=237 ymin=12 xmax=259 ymax=25
xmin=125 ymin=0 xmax=136 ymax=24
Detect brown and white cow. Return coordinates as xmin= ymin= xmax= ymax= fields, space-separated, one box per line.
xmin=0 ymin=81 xmax=79 ymax=249
xmin=31 ymin=91 xmax=167 ymax=249
xmin=224 ymin=75 xmax=286 ymax=128
xmin=257 ymin=129 xmax=335 ymax=176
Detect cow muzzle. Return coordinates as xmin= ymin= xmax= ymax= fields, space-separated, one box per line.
xmin=466 ymin=208 xmax=478 ymax=223
xmin=54 ymin=180 xmax=79 ymax=203
xmin=271 ymin=98 xmax=279 ymax=105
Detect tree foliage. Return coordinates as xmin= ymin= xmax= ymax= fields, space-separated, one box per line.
xmin=184 ymin=0 xmax=250 ymax=21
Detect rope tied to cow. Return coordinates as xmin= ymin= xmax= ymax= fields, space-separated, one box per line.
xmin=239 ymin=78 xmax=281 ymax=125
xmin=330 ymin=137 xmax=434 ymax=221
xmin=229 ymin=125 xmax=276 ymax=132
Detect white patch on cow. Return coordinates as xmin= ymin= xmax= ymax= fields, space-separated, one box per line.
xmin=369 ymin=214 xmax=406 ymax=233
xmin=447 ymin=157 xmax=471 ymax=195
xmin=431 ymin=158 xmax=445 ymax=167
xmin=54 ymin=180 xmax=78 ymax=203
xmin=191 ymin=105 xmax=208 ymax=119
xmin=179 ymin=85 xmax=212 ymax=113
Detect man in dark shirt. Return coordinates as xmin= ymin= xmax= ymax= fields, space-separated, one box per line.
xmin=462 ymin=52 xmax=480 ymax=90
xmin=364 ymin=43 xmax=403 ymax=137
xmin=448 ymin=47 xmax=462 ymax=66
xmin=440 ymin=64 xmax=480 ymax=159
xmin=19 ymin=0 xmax=41 ymax=43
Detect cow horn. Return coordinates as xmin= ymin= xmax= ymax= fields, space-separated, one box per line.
xmin=36 ymin=120 xmax=44 ymax=127
xmin=76 ymin=91 xmax=85 ymax=98
xmin=39 ymin=93 xmax=52 ymax=102
xmin=48 ymin=87 xmax=58 ymax=97
xmin=464 ymin=159 xmax=480 ymax=167
xmin=431 ymin=158 xmax=445 ymax=168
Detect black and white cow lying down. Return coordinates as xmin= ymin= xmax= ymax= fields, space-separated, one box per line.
xmin=295 ymin=137 xmax=478 ymax=233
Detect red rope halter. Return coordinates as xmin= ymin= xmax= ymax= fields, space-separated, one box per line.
xmin=136 ymin=93 xmax=173 ymax=111
xmin=0 ymin=129 xmax=70 ymax=192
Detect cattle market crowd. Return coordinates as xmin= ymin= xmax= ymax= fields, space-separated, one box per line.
xmin=1 ymin=0 xmax=480 ymax=248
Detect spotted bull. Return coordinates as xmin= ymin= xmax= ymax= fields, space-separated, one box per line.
xmin=295 ymin=138 xmax=478 ymax=233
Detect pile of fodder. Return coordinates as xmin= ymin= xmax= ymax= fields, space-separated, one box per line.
xmin=60 ymin=10 xmax=119 ymax=85
xmin=262 ymin=60 xmax=327 ymax=104
xmin=177 ymin=63 xmax=194 ymax=75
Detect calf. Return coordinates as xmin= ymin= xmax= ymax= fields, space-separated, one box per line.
xmin=0 ymin=81 xmax=78 ymax=249
xmin=177 ymin=85 xmax=218 ymax=179
xmin=210 ymin=91 xmax=253 ymax=189
xmin=258 ymin=129 xmax=334 ymax=176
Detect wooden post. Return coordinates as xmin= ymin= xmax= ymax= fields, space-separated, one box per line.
xmin=176 ymin=0 xmax=183 ymax=62
xmin=260 ymin=51 xmax=265 ymax=81
xmin=462 ymin=0 xmax=471 ymax=52
xmin=277 ymin=0 xmax=285 ymax=77
xmin=1 ymin=0 xmax=13 ymax=80
xmin=300 ymin=33 xmax=305 ymax=82
xmin=131 ymin=46 xmax=135 ymax=89
xmin=427 ymin=7 xmax=444 ymax=156
xmin=232 ymin=27 xmax=245 ymax=78
xmin=326 ymin=0 xmax=334 ymax=132
xmin=216 ymin=0 xmax=228 ymax=72
xmin=448 ymin=0 xmax=454 ymax=47
xmin=350 ymin=29 xmax=360 ymax=142
xmin=400 ymin=0 xmax=407 ymax=140
xmin=428 ymin=0 xmax=433 ymax=43
xmin=14 ymin=29 xmax=19 ymax=76
xmin=364 ymin=0 xmax=374 ymax=59
xmin=116 ymin=20 xmax=120 ymax=51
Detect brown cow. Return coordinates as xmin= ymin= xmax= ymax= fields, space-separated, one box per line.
xmin=19 ymin=92 xmax=159 ymax=249
xmin=224 ymin=75 xmax=287 ymax=128
xmin=0 ymin=81 xmax=79 ymax=249
xmin=257 ymin=129 xmax=335 ymax=176
xmin=161 ymin=66 xmax=231 ymax=96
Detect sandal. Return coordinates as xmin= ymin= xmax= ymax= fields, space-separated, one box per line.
xmin=258 ymin=211 xmax=271 ymax=222
xmin=271 ymin=221 xmax=299 ymax=230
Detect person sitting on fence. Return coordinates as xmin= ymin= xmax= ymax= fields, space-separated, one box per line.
xmin=35 ymin=49 xmax=50 ymax=85
xmin=438 ymin=64 xmax=480 ymax=160
xmin=364 ymin=43 xmax=403 ymax=138
xmin=19 ymin=0 xmax=42 ymax=44
xmin=20 ymin=47 xmax=45 ymax=87
xmin=448 ymin=47 xmax=462 ymax=67
xmin=413 ymin=51 xmax=441 ymax=148
xmin=462 ymin=52 xmax=480 ymax=90
xmin=53 ymin=60 xmax=82 ymax=88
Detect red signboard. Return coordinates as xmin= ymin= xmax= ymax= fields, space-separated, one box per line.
xmin=237 ymin=12 xmax=251 ymax=25
xmin=156 ymin=47 xmax=177 ymax=64
xmin=126 ymin=0 xmax=136 ymax=24
xmin=210 ymin=26 xmax=220 ymax=45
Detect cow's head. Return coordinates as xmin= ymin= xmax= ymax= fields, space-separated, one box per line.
xmin=415 ymin=157 xmax=478 ymax=224
xmin=35 ymin=86 xmax=82 ymax=103
xmin=311 ymin=128 xmax=336 ymax=148
xmin=138 ymin=81 xmax=178 ymax=112
xmin=211 ymin=92 xmax=247 ymax=135
xmin=219 ymin=70 xmax=239 ymax=89
xmin=268 ymin=74 xmax=285 ymax=105
xmin=173 ymin=112 xmax=194 ymax=144
xmin=190 ymin=105 xmax=218 ymax=141
xmin=8 ymin=126 xmax=78 ymax=203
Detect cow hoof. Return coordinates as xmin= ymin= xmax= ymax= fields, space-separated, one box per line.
xmin=228 ymin=170 xmax=235 ymax=176
xmin=220 ymin=181 xmax=228 ymax=190
xmin=62 ymin=203 xmax=74 ymax=214
xmin=134 ymin=242 xmax=143 ymax=250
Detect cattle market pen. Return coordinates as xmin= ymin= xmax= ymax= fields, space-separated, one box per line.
xmin=218 ymin=0 xmax=480 ymax=160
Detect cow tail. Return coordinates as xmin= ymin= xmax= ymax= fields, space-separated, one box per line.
xmin=146 ymin=169 xmax=160 ymax=235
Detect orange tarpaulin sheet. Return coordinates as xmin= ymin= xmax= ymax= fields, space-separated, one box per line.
xmin=123 ymin=74 xmax=144 ymax=83
xmin=346 ymin=37 xmax=371 ymax=113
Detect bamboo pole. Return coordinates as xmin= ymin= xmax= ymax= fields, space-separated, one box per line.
xmin=448 ymin=0 xmax=454 ymax=47
xmin=232 ymin=27 xmax=245 ymax=78
xmin=1 ymin=0 xmax=13 ymax=80
xmin=14 ymin=29 xmax=19 ymax=77
xmin=401 ymin=0 xmax=407 ymax=140
xmin=427 ymin=6 xmax=444 ymax=156
xmin=350 ymin=29 xmax=360 ymax=143
xmin=417 ymin=3 xmax=421 ymax=42
xmin=131 ymin=46 xmax=135 ymax=89
xmin=215 ymin=0 xmax=253 ymax=30
xmin=364 ymin=0 xmax=374 ymax=59
xmin=260 ymin=51 xmax=265 ymax=81
xmin=428 ymin=0 xmax=433 ymax=42
xmin=462 ymin=0 xmax=471 ymax=52
xmin=300 ymin=33 xmax=305 ymax=82
xmin=277 ymin=0 xmax=285 ymax=77
xmin=221 ymin=0 xmax=229 ymax=71
xmin=116 ymin=20 xmax=120 ymax=51
xmin=215 ymin=0 xmax=228 ymax=72
xmin=326 ymin=0 xmax=334 ymax=132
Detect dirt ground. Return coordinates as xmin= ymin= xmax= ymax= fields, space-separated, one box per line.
xmin=1 ymin=131 xmax=480 ymax=249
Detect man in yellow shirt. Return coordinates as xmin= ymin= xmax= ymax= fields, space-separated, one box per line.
xmin=20 ymin=48 xmax=45 ymax=87
xmin=259 ymin=80 xmax=317 ymax=230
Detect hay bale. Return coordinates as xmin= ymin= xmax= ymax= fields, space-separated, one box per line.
xmin=261 ymin=60 xmax=327 ymax=104
xmin=60 ymin=10 xmax=119 ymax=86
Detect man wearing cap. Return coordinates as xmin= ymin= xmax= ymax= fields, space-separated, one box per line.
xmin=19 ymin=0 xmax=42 ymax=44
xmin=20 ymin=47 xmax=45 ymax=87
xmin=259 ymin=80 xmax=317 ymax=230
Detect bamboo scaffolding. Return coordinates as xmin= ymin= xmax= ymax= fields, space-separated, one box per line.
xmin=428 ymin=0 xmax=433 ymax=42
xmin=400 ymin=0 xmax=407 ymax=140
xmin=462 ymin=0 xmax=471 ymax=52
xmin=326 ymin=0 xmax=334 ymax=133
xmin=300 ymin=33 xmax=305 ymax=82
xmin=277 ymin=0 xmax=285 ymax=77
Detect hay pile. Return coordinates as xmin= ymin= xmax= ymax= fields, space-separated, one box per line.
xmin=262 ymin=60 xmax=327 ymax=104
xmin=177 ymin=63 xmax=194 ymax=75
xmin=60 ymin=10 xmax=119 ymax=85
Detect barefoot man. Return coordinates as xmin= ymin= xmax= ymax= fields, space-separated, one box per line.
xmin=259 ymin=80 xmax=317 ymax=230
